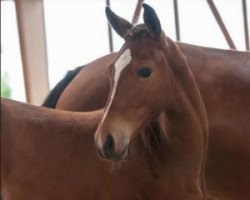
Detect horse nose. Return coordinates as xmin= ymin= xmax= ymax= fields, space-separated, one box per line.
xmin=99 ymin=134 xmax=115 ymax=158
xmin=98 ymin=134 xmax=127 ymax=161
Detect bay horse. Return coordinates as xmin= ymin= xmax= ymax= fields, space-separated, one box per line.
xmin=94 ymin=4 xmax=209 ymax=199
xmin=1 ymin=99 xmax=103 ymax=200
xmin=43 ymin=5 xmax=250 ymax=200
xmin=1 ymin=4 xmax=210 ymax=200
xmin=2 ymin=98 xmax=206 ymax=200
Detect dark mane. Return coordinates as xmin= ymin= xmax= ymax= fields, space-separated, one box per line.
xmin=42 ymin=66 xmax=83 ymax=108
xmin=141 ymin=119 xmax=169 ymax=157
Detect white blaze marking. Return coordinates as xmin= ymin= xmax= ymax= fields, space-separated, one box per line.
xmin=100 ymin=49 xmax=132 ymax=125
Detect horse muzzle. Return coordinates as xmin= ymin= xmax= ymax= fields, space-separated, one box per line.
xmin=96 ymin=134 xmax=129 ymax=161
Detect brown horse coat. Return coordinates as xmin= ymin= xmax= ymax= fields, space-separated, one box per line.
xmin=1 ymin=5 xmax=209 ymax=198
xmin=1 ymin=99 xmax=102 ymax=200
xmin=2 ymin=3 xmax=250 ymax=199
xmin=1 ymin=97 xmax=205 ymax=200
xmin=54 ymin=42 xmax=250 ymax=199
xmin=93 ymin=4 xmax=209 ymax=199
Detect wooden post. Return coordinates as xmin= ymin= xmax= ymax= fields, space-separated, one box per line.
xmin=15 ymin=0 xmax=49 ymax=105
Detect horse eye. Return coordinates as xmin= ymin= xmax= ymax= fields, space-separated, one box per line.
xmin=137 ymin=67 xmax=152 ymax=78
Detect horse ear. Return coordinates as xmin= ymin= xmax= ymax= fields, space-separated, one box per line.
xmin=142 ymin=4 xmax=162 ymax=38
xmin=105 ymin=7 xmax=133 ymax=38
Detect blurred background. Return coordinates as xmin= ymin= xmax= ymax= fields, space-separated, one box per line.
xmin=1 ymin=0 xmax=249 ymax=105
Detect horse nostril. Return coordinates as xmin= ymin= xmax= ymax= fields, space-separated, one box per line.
xmin=100 ymin=134 xmax=115 ymax=159
xmin=104 ymin=134 xmax=115 ymax=151
xmin=98 ymin=134 xmax=128 ymax=161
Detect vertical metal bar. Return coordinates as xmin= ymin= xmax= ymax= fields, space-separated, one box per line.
xmin=173 ymin=0 xmax=180 ymax=41
xmin=242 ymin=0 xmax=249 ymax=51
xmin=206 ymin=0 xmax=236 ymax=49
xmin=132 ymin=0 xmax=144 ymax=25
xmin=106 ymin=0 xmax=113 ymax=52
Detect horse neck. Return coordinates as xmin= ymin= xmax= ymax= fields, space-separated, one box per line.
xmin=163 ymin=90 xmax=207 ymax=199
xmin=167 ymin=40 xmax=208 ymax=197
xmin=133 ymin=40 xmax=208 ymax=199
xmin=132 ymin=92 xmax=208 ymax=199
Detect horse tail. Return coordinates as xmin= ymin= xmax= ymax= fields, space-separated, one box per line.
xmin=42 ymin=66 xmax=84 ymax=108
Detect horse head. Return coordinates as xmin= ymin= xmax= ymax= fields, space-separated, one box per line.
xmin=94 ymin=4 xmax=208 ymax=167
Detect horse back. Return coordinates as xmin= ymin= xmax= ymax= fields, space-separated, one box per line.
xmin=1 ymin=99 xmax=103 ymax=200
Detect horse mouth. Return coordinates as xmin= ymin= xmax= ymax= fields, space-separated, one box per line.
xmin=97 ymin=145 xmax=128 ymax=162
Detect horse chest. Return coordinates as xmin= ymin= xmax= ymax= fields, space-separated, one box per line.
xmin=97 ymin=164 xmax=190 ymax=200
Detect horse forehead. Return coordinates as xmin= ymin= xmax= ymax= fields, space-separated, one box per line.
xmin=114 ymin=49 xmax=132 ymax=76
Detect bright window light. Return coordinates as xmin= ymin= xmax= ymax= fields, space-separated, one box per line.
xmin=43 ymin=0 xmax=249 ymax=89
xmin=1 ymin=0 xmax=26 ymax=102
xmin=43 ymin=0 xmax=109 ymax=88
xmin=179 ymin=0 xmax=247 ymax=50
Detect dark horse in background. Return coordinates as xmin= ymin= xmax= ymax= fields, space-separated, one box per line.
xmin=43 ymin=4 xmax=250 ymax=200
